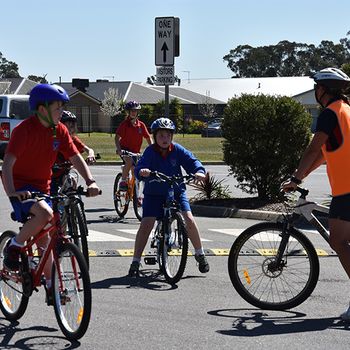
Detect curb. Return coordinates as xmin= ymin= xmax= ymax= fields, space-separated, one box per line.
xmin=190 ymin=204 xmax=282 ymax=221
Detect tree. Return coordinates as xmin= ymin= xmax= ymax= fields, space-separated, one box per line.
xmin=100 ymin=87 xmax=123 ymax=135
xmin=27 ymin=74 xmax=48 ymax=83
xmin=0 ymin=52 xmax=20 ymax=78
xmin=223 ymin=31 xmax=350 ymax=77
xmin=222 ymin=94 xmax=312 ymax=200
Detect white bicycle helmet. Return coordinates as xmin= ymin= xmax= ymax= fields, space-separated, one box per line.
xmin=312 ymin=67 xmax=350 ymax=89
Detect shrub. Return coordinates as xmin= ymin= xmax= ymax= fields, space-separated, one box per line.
xmin=222 ymin=94 xmax=312 ymax=200
xmin=187 ymin=120 xmax=206 ymax=134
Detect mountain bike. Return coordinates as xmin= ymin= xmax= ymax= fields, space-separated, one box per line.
xmin=113 ymin=150 xmax=144 ymax=221
xmin=143 ymin=171 xmax=194 ymax=285
xmin=228 ymin=186 xmax=330 ymax=310
xmin=0 ymin=191 xmax=92 ymax=340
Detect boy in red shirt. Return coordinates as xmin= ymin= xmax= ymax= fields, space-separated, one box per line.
xmin=1 ymin=84 xmax=100 ymax=302
xmin=115 ymin=100 xmax=152 ymax=191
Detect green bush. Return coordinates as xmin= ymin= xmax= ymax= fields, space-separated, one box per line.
xmin=222 ymin=94 xmax=312 ymax=200
xmin=187 ymin=120 xmax=206 ymax=134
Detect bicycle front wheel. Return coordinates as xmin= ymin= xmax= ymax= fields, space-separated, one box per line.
xmin=228 ymin=222 xmax=319 ymax=310
xmin=113 ymin=173 xmax=129 ymax=218
xmin=133 ymin=179 xmax=144 ymax=221
xmin=0 ymin=231 xmax=29 ymax=320
xmin=52 ymin=242 xmax=91 ymax=340
xmin=68 ymin=199 xmax=90 ymax=268
xmin=161 ymin=212 xmax=188 ymax=285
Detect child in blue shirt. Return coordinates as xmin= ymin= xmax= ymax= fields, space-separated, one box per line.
xmin=128 ymin=117 xmax=210 ymax=277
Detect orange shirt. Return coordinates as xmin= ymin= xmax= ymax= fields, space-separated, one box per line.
xmin=321 ymin=99 xmax=350 ymax=196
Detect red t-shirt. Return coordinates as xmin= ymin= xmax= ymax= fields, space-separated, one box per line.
xmin=116 ymin=118 xmax=150 ymax=153
xmin=6 ymin=115 xmax=79 ymax=192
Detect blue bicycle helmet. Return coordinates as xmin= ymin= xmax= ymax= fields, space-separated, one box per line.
xmin=124 ymin=100 xmax=141 ymax=110
xmin=29 ymin=84 xmax=69 ymax=110
xmin=61 ymin=110 xmax=77 ymax=123
xmin=150 ymin=117 xmax=176 ymax=134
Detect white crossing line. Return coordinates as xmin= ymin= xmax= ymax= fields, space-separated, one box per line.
xmin=87 ymin=230 xmax=133 ymax=242
xmin=208 ymin=228 xmax=297 ymax=242
xmin=116 ymin=229 xmax=211 ymax=241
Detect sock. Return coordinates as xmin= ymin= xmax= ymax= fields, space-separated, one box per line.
xmin=195 ymin=248 xmax=204 ymax=256
xmin=11 ymin=237 xmax=24 ymax=247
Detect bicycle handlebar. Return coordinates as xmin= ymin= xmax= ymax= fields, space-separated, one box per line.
xmin=149 ymin=171 xmax=195 ymax=185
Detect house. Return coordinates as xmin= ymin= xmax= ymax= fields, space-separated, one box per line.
xmin=58 ymin=79 xmax=226 ymax=133
xmin=181 ymin=76 xmax=318 ymax=129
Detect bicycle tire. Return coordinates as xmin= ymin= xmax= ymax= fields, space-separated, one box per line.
xmin=113 ymin=173 xmax=129 ymax=217
xmin=228 ymin=221 xmax=319 ymax=310
xmin=68 ymin=199 xmax=90 ymax=268
xmin=52 ymin=242 xmax=91 ymax=340
xmin=0 ymin=231 xmax=29 ymax=320
xmin=133 ymin=179 xmax=144 ymax=222
xmin=161 ymin=212 xmax=188 ymax=285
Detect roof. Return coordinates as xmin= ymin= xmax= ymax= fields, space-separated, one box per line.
xmin=57 ymin=80 xmax=225 ymax=105
xmin=0 ymin=78 xmax=37 ymax=94
xmin=181 ymin=77 xmax=315 ymax=102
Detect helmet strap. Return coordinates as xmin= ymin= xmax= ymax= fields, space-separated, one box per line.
xmin=36 ymin=103 xmax=57 ymax=135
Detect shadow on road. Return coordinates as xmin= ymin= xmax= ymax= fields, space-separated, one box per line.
xmin=207 ymin=308 xmax=350 ymax=336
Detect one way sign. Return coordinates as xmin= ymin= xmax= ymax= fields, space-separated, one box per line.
xmin=155 ymin=17 xmax=179 ymax=66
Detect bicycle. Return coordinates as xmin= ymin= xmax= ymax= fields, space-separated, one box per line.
xmin=143 ymin=171 xmax=194 ymax=285
xmin=0 ymin=191 xmax=92 ymax=340
xmin=228 ymin=186 xmax=330 ymax=310
xmin=113 ymin=150 xmax=144 ymax=221
xmin=52 ymin=162 xmax=92 ymax=268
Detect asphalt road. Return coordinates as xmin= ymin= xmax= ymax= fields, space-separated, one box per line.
xmin=1 ymin=164 xmax=350 ymax=349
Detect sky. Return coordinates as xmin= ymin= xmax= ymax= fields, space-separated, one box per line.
xmin=2 ymin=0 xmax=350 ymax=84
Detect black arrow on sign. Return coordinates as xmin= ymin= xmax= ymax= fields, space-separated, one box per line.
xmin=161 ymin=42 xmax=169 ymax=63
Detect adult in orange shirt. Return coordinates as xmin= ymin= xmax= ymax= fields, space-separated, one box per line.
xmin=282 ymin=67 xmax=350 ymax=320
xmin=115 ymin=101 xmax=152 ymax=191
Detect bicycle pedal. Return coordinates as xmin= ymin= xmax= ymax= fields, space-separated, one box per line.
xmin=144 ymin=257 xmax=157 ymax=265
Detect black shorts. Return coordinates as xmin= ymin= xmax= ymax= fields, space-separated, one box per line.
xmin=329 ymin=193 xmax=350 ymax=222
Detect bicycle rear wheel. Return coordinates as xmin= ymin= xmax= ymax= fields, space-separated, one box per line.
xmin=228 ymin=222 xmax=319 ymax=310
xmin=68 ymin=199 xmax=90 ymax=268
xmin=133 ymin=179 xmax=144 ymax=221
xmin=0 ymin=231 xmax=29 ymax=320
xmin=113 ymin=173 xmax=129 ymax=217
xmin=161 ymin=212 xmax=188 ymax=285
xmin=52 ymin=242 xmax=91 ymax=340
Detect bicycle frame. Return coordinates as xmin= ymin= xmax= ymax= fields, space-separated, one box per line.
xmin=288 ymin=188 xmax=330 ymax=243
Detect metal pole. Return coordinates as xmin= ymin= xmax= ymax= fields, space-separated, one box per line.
xmin=165 ymin=85 xmax=169 ymax=118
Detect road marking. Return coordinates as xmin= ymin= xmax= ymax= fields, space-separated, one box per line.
xmin=87 ymin=230 xmax=133 ymax=242
xmin=209 ymin=228 xmax=243 ymax=236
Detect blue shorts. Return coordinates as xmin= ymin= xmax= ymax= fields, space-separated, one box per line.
xmin=142 ymin=193 xmax=191 ymax=219
xmin=10 ymin=185 xmax=51 ymax=223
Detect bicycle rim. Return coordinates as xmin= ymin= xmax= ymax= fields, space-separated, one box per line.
xmin=133 ymin=179 xmax=144 ymax=221
xmin=52 ymin=243 xmax=91 ymax=340
xmin=228 ymin=222 xmax=319 ymax=310
xmin=161 ymin=213 xmax=188 ymax=285
xmin=113 ymin=173 xmax=129 ymax=217
xmin=0 ymin=231 xmax=29 ymax=320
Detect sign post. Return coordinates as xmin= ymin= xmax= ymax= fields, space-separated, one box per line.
xmin=155 ymin=17 xmax=180 ymax=118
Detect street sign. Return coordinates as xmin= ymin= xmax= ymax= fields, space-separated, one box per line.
xmin=155 ymin=17 xmax=179 ymax=66
xmin=155 ymin=66 xmax=175 ymax=85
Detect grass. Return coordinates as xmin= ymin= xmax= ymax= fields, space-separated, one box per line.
xmin=78 ymin=132 xmax=224 ymax=162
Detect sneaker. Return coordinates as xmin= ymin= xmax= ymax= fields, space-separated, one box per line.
xmin=119 ymin=181 xmax=128 ymax=192
xmin=195 ymin=254 xmax=210 ymax=273
xmin=128 ymin=261 xmax=140 ymax=277
xmin=3 ymin=241 xmax=21 ymax=271
xmin=340 ymin=303 xmax=350 ymax=321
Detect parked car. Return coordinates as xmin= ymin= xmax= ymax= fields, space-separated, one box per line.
xmin=201 ymin=119 xmax=223 ymax=137
xmin=0 ymin=95 xmax=31 ymax=159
